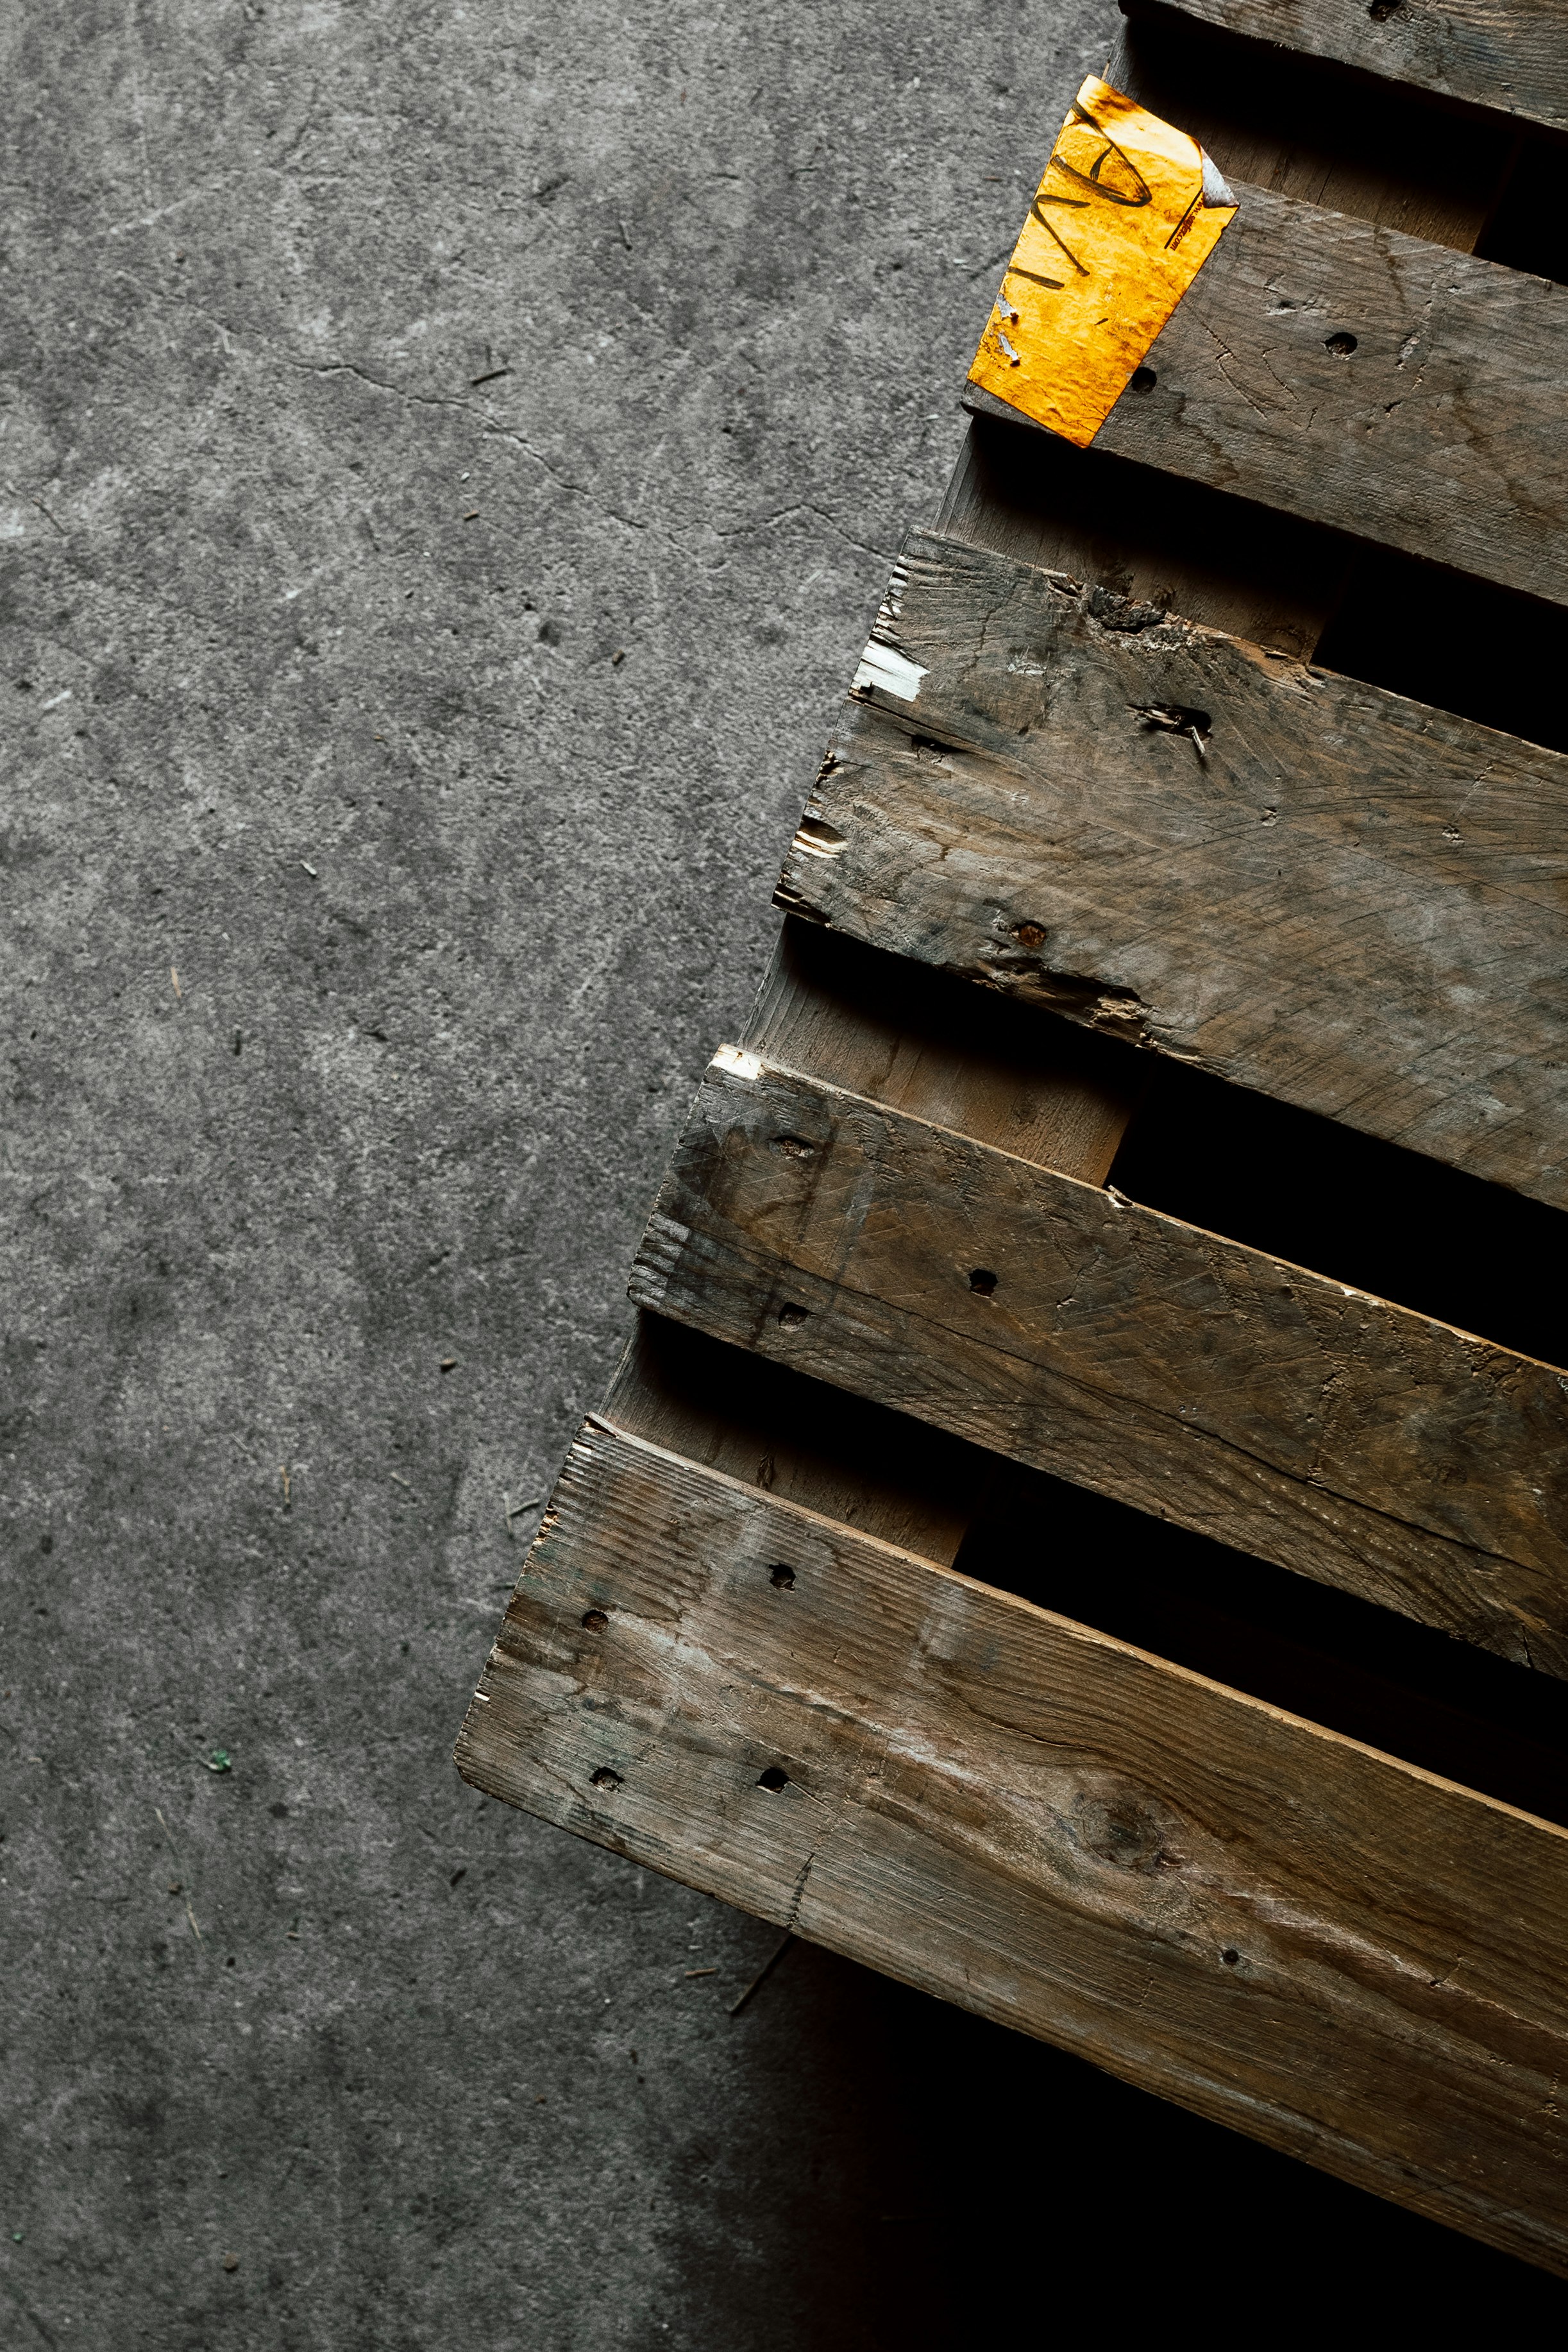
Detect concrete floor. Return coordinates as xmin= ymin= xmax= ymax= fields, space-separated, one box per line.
xmin=4 ymin=3 xmax=1567 ymax=2344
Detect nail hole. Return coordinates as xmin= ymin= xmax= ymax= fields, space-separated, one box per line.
xmin=1011 ymin=919 xmax=1048 ymax=950
xmin=757 ymin=1765 xmax=789 ymax=1791
xmin=1221 ymin=1947 xmax=1240 ymax=1965
xmin=773 ymin=1134 xmax=816 ymax=1160
xmin=582 ymin=1609 xmax=609 ymax=1631
xmin=1367 ymin=0 xmax=1403 ymax=19
xmin=777 ymin=1304 xmax=808 ymax=1328
xmin=1135 ymin=703 xmax=1211 ymax=741
xmin=968 ymin=1268 xmax=998 ymax=1296
xmin=768 ymin=1564 xmax=795 ymax=1590
xmin=1129 ymin=366 xmax=1157 ymax=393
xmin=1324 ymin=332 xmax=1358 ymax=357
xmin=590 ymin=1766 xmax=622 ymax=1789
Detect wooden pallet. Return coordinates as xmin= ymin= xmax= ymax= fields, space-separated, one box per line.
xmin=458 ymin=0 xmax=1568 ymax=2273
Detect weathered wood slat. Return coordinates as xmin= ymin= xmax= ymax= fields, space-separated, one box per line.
xmin=1106 ymin=6 xmax=1525 ymax=253
xmin=742 ymin=918 xmax=1142 ymax=1189
xmin=593 ymin=923 xmax=1150 ymax=1559
xmin=630 ymin=1057 xmax=1568 ymax=1674
xmin=935 ymin=412 xmax=1354 ymax=662
xmin=967 ymin=178 xmax=1568 ymax=608
xmin=1144 ymin=0 xmax=1568 ymax=135
xmin=778 ymin=527 xmax=1568 ymax=1207
xmin=456 ymin=1417 xmax=1568 ymax=2274
xmin=599 ymin=1315 xmax=980 ymax=1565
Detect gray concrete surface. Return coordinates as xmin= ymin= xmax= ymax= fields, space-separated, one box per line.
xmin=4 ymin=4 xmax=1566 ymax=2346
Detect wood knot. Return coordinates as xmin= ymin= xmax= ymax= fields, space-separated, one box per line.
xmin=1071 ymin=1791 xmax=1181 ymax=1874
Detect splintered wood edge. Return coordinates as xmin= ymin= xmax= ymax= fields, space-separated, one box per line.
xmin=780 ymin=521 xmax=1568 ymax=1209
xmin=455 ymin=1416 xmax=1568 ymax=2274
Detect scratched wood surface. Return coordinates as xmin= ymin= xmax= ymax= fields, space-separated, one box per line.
xmin=967 ymin=178 xmax=1568 ymax=607
xmin=777 ymin=526 xmax=1568 ymax=1206
xmin=1140 ymin=0 xmax=1568 ymax=133
xmin=456 ymin=1417 xmax=1568 ymax=2274
xmin=630 ymin=1058 xmax=1568 ymax=1675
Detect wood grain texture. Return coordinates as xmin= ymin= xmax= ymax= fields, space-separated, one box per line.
xmin=936 ymin=409 xmax=1354 ymax=661
xmin=968 ymin=179 xmax=1568 ymax=607
xmin=779 ymin=527 xmax=1568 ymax=1206
xmin=1143 ymin=0 xmax=1568 ymax=134
xmin=456 ymin=1417 xmax=1568 ymax=2273
xmin=598 ymin=1314 xmax=981 ymax=1565
xmin=743 ymin=918 xmax=1142 ymax=1189
xmin=1107 ymin=5 xmax=1524 ymax=251
xmin=629 ymin=1058 xmax=1568 ymax=1674
xmin=591 ymin=923 xmax=1146 ymax=1558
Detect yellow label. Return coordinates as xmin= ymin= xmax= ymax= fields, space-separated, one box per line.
xmin=969 ymin=76 xmax=1237 ymax=448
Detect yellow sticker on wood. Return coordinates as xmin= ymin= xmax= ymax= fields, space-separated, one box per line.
xmin=969 ymin=76 xmax=1237 ymax=448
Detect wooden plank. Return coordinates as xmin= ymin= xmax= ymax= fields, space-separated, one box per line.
xmin=1142 ymin=0 xmax=1568 ymax=137
xmin=963 ymin=1457 xmax=1568 ymax=1827
xmin=1107 ymin=4 xmax=1522 ymax=255
xmin=936 ymin=412 xmax=1354 ymax=662
xmin=939 ymin=14 xmax=1531 ymax=672
xmin=777 ymin=527 xmax=1568 ymax=1207
xmin=597 ymin=926 xmax=1144 ymax=1562
xmin=597 ymin=1314 xmax=979 ymax=1565
xmin=741 ymin=919 xmax=1141 ymax=1188
xmin=456 ymin=1417 xmax=1568 ymax=2275
xmin=628 ymin=1055 xmax=1568 ymax=1675
xmin=966 ymin=178 xmax=1568 ymax=608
